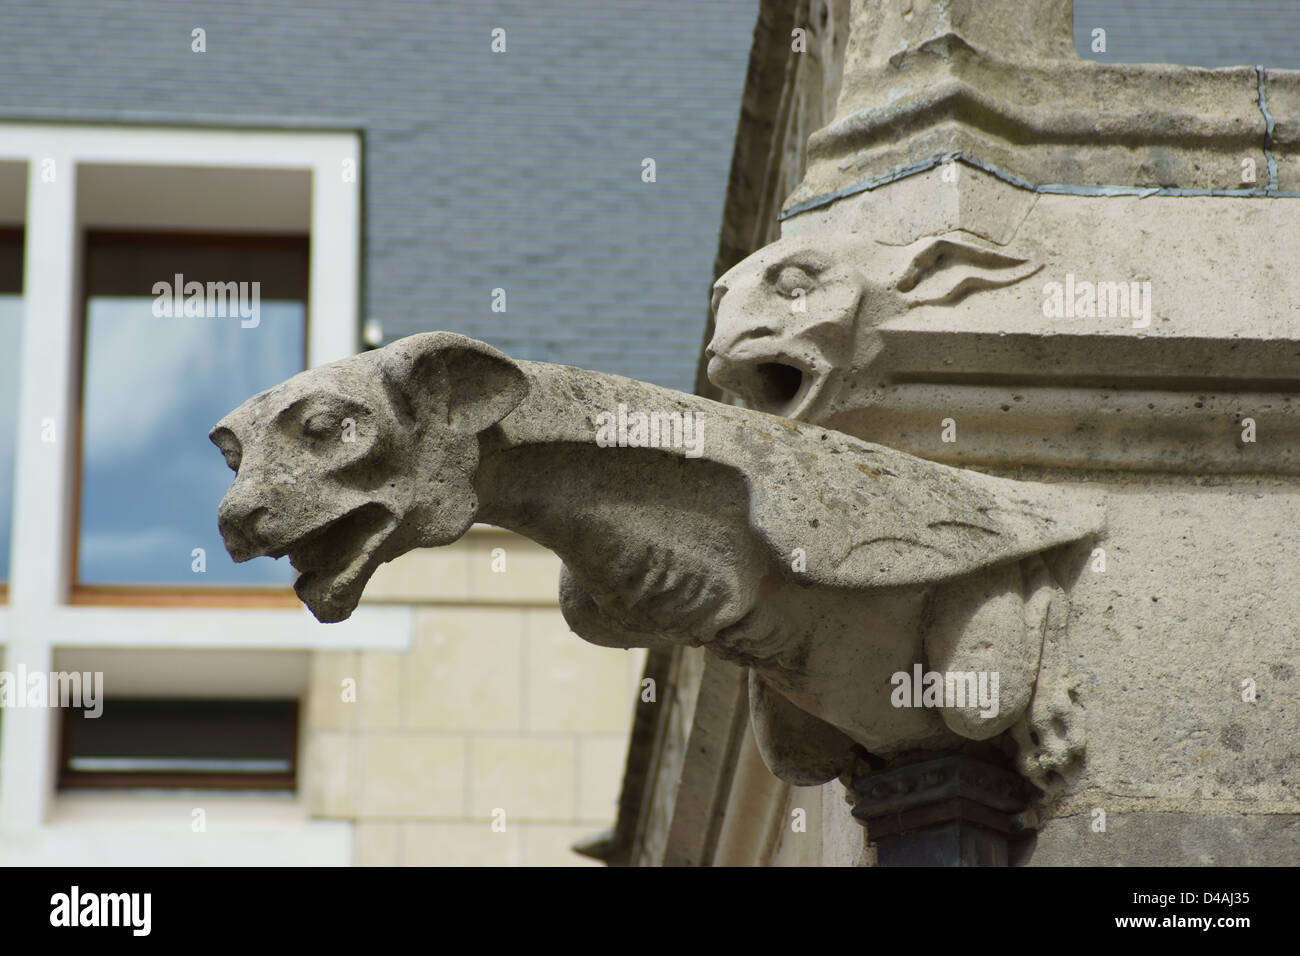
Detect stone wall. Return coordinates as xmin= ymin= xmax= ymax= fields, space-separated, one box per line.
xmin=628 ymin=0 xmax=1300 ymax=866
xmin=303 ymin=528 xmax=644 ymax=866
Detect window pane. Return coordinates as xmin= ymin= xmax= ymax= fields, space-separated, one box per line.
xmin=0 ymin=230 xmax=22 ymax=584
xmin=77 ymin=234 xmax=308 ymax=587
xmin=60 ymin=698 xmax=298 ymax=791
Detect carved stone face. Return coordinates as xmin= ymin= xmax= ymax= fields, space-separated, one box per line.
xmin=708 ymin=235 xmax=867 ymax=419
xmin=707 ymin=230 xmax=1041 ymax=420
xmin=210 ymin=333 xmax=527 ymax=623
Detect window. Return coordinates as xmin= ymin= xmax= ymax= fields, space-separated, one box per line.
xmin=73 ymin=232 xmax=308 ymax=596
xmin=58 ymin=698 xmax=299 ymax=791
xmin=0 ymin=125 xmax=386 ymax=855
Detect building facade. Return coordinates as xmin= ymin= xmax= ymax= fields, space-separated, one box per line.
xmin=614 ymin=0 xmax=1300 ymax=867
xmin=0 ymin=0 xmax=753 ymax=865
xmin=3 ymin=0 xmax=1298 ymax=869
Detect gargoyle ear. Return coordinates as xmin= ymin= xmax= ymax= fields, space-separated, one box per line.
xmin=380 ymin=332 xmax=529 ymax=435
xmin=895 ymin=235 xmax=1041 ymax=307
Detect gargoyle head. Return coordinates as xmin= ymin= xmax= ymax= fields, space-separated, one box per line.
xmin=211 ymin=332 xmax=529 ymax=623
xmin=707 ymin=232 xmax=1040 ymax=418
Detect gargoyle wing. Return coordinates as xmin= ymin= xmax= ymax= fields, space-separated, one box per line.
xmin=500 ymin=361 xmax=1101 ymax=592
xmin=721 ymin=415 xmax=1103 ymax=592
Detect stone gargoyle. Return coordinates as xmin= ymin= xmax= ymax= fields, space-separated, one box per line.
xmin=706 ymin=230 xmax=1043 ymax=422
xmin=211 ymin=331 xmax=1101 ymax=791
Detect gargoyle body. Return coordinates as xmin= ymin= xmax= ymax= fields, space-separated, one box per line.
xmin=212 ymin=332 xmax=1100 ymax=789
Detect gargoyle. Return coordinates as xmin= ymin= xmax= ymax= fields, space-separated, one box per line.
xmin=211 ymin=332 xmax=1100 ymax=790
xmin=707 ymin=230 xmax=1042 ymax=421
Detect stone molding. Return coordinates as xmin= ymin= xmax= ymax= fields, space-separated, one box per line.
xmin=785 ymin=0 xmax=1300 ymax=213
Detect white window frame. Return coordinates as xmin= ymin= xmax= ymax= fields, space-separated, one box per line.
xmin=0 ymin=122 xmax=410 ymax=852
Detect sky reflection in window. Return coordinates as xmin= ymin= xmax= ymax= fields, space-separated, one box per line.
xmin=0 ymin=295 xmax=20 ymax=582
xmin=78 ymin=297 xmax=305 ymax=586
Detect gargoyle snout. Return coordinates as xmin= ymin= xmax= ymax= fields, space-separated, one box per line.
xmin=707 ymin=317 xmax=781 ymax=358
xmin=706 ymin=311 xmax=810 ymax=414
xmin=707 ymin=304 xmax=783 ymax=381
xmin=217 ymin=493 xmax=271 ymax=562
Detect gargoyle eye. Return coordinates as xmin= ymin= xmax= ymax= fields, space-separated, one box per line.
xmin=303 ymin=413 xmax=341 ymax=440
xmin=771 ymin=263 xmax=819 ymax=298
xmin=210 ymin=427 xmax=242 ymax=473
xmin=710 ymin=282 xmax=727 ymax=317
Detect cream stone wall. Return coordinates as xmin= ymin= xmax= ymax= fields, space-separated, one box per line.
xmin=303 ymin=527 xmax=644 ymax=866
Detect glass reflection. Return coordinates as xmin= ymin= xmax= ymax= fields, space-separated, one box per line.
xmin=0 ymin=295 xmax=20 ymax=582
xmin=78 ymin=297 xmax=305 ymax=586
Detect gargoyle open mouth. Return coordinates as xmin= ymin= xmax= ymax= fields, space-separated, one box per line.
xmin=270 ymin=503 xmax=397 ymax=624
xmin=754 ymin=362 xmax=804 ymax=410
xmin=709 ymin=353 xmax=821 ymax=419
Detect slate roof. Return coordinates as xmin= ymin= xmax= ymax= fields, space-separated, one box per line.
xmin=1074 ymin=0 xmax=1300 ymax=68
xmin=0 ymin=0 xmax=757 ymax=392
xmin=1 ymin=1 xmax=1297 ymax=390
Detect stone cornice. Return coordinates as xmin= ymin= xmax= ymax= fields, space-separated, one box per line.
xmin=785 ymin=31 xmax=1300 ymax=213
xmin=822 ymin=382 xmax=1299 ymax=476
